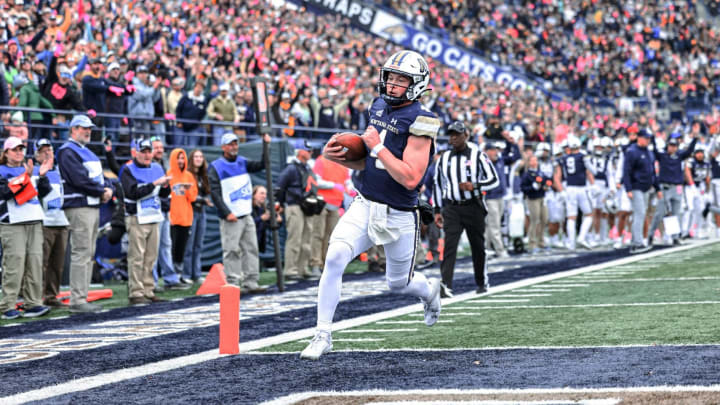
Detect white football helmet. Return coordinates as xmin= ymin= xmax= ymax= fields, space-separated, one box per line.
xmin=600 ymin=136 xmax=613 ymax=149
xmin=536 ymin=142 xmax=551 ymax=154
xmin=567 ymin=135 xmax=581 ymax=150
xmin=604 ymin=196 xmax=618 ymax=214
xmin=378 ymin=50 xmax=431 ymax=106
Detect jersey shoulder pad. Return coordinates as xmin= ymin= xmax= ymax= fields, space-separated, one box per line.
xmin=408 ymin=105 xmax=441 ymax=139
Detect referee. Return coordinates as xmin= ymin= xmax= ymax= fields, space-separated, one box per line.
xmin=433 ymin=121 xmax=499 ymax=296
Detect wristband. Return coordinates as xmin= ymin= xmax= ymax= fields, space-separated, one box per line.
xmin=371 ymin=143 xmax=386 ymax=158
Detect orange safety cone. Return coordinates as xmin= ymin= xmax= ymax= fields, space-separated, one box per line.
xmin=219 ymin=285 xmax=240 ymax=354
xmin=196 ymin=263 xmax=228 ymax=295
xmin=56 ymin=289 xmax=113 ymax=303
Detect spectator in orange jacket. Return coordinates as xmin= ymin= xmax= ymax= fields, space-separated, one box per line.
xmin=167 ymin=148 xmax=198 ymax=278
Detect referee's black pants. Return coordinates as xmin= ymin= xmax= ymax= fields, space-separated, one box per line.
xmin=440 ymin=201 xmax=488 ymax=290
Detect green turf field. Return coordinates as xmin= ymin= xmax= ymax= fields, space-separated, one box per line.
xmin=263 ymin=242 xmax=720 ymax=353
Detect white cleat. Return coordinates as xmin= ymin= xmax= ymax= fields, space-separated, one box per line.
xmin=300 ymin=331 xmax=333 ymax=360
xmin=578 ymin=239 xmax=594 ymax=250
xmin=424 ymin=278 xmax=442 ymax=327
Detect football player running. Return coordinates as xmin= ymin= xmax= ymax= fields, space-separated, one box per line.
xmin=300 ymin=51 xmax=443 ymax=360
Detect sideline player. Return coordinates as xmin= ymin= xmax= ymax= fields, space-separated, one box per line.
xmin=554 ymin=136 xmax=595 ymax=250
xmin=300 ymin=50 xmax=443 ymax=360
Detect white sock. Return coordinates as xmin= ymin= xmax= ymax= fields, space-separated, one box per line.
xmin=600 ymin=220 xmax=609 ymax=241
xmin=396 ymin=271 xmax=432 ymax=301
xmin=579 ymin=216 xmax=593 ymax=241
xmin=567 ymin=219 xmax=577 ymax=243
xmin=316 ymin=242 xmax=354 ymax=332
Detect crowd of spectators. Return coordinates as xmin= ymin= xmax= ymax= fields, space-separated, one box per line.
xmin=377 ymin=0 xmax=719 ymax=116
xmin=0 ymin=0 xmax=716 ymax=154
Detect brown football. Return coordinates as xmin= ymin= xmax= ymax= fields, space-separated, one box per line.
xmin=334 ymin=132 xmax=367 ymax=161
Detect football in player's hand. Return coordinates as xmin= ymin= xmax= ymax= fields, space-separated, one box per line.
xmin=334 ymin=132 xmax=367 ymax=161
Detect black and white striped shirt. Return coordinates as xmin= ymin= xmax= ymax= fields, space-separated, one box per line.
xmin=432 ymin=142 xmax=499 ymax=209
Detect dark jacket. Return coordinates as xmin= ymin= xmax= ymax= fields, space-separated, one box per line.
xmin=276 ymin=160 xmax=313 ymax=206
xmin=622 ymin=143 xmax=656 ymax=192
xmin=176 ymin=93 xmax=208 ymax=132
xmin=105 ymin=76 xmax=131 ymax=115
xmin=42 ymin=56 xmax=84 ymax=113
xmin=81 ymin=74 xmax=109 ymax=112
xmin=56 ymin=140 xmax=107 ymax=208
xmin=520 ymin=168 xmax=550 ymax=199
xmin=485 ymin=142 xmax=521 ymax=200
xmin=654 ymin=138 xmax=696 ymax=185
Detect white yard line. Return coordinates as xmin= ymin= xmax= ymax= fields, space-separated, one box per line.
xmin=491 ymin=294 xmax=552 ymax=298
xmin=257 ymin=386 xmax=720 ymax=405
xmin=567 ymin=277 xmax=720 ymax=283
xmin=377 ymin=320 xmax=454 ymax=325
xmin=2 ymin=239 xmax=717 ymax=405
xmin=448 ymin=301 xmax=720 ymax=310
xmin=471 ymin=299 xmax=531 ymax=303
xmin=337 ymin=329 xmax=418 ymax=333
xmin=515 ymin=289 xmax=570 ymax=292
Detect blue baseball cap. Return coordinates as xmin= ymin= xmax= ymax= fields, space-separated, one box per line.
xmin=69 ymin=115 xmax=95 ymax=128
xmin=292 ymin=139 xmax=310 ymax=151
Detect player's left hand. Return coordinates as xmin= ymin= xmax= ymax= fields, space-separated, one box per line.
xmin=361 ymin=126 xmax=380 ymax=149
xmin=323 ymin=135 xmax=347 ymax=161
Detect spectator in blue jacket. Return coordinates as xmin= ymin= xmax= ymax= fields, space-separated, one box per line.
xmin=521 ymin=154 xmax=551 ymax=253
xmin=484 ymin=138 xmax=520 ymax=258
xmin=175 ymin=80 xmax=209 ymax=147
xmin=647 ymin=134 xmax=697 ymax=246
xmin=622 ymin=130 xmax=656 ymax=254
xmin=81 ymin=58 xmax=108 ymax=116
xmin=56 ymin=114 xmax=113 ymax=313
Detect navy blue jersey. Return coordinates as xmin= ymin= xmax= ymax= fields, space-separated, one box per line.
xmin=589 ymin=155 xmax=609 ymax=185
xmin=355 ymin=98 xmax=440 ymax=209
xmin=712 ymin=156 xmax=720 ymax=179
xmin=689 ymin=159 xmax=710 ymax=184
xmin=559 ymin=152 xmax=589 ymax=186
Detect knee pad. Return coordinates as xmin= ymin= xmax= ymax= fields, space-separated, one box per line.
xmin=324 ymin=241 xmax=353 ymax=270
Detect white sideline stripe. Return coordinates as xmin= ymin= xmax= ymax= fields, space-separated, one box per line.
xmin=471 ymin=299 xmax=531 ymax=303
xmin=544 ymin=283 xmax=590 ymax=287
xmin=257 ymin=386 xmax=720 ymax=405
xmin=377 ymin=320 xmax=454 ymax=324
xmin=253 ymin=343 xmax=720 ymax=355
xmin=515 ymin=289 xmax=570 ymax=292
xmin=447 ymin=301 xmax=720 ymax=310
xmin=337 ymin=329 xmax=418 ymax=333
xmin=302 ymin=338 xmax=384 ymax=342
xmin=3 ymin=239 xmax=717 ymax=404
xmin=492 ymin=294 xmax=552 ymax=297
xmin=571 ymin=277 xmax=720 ymax=283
